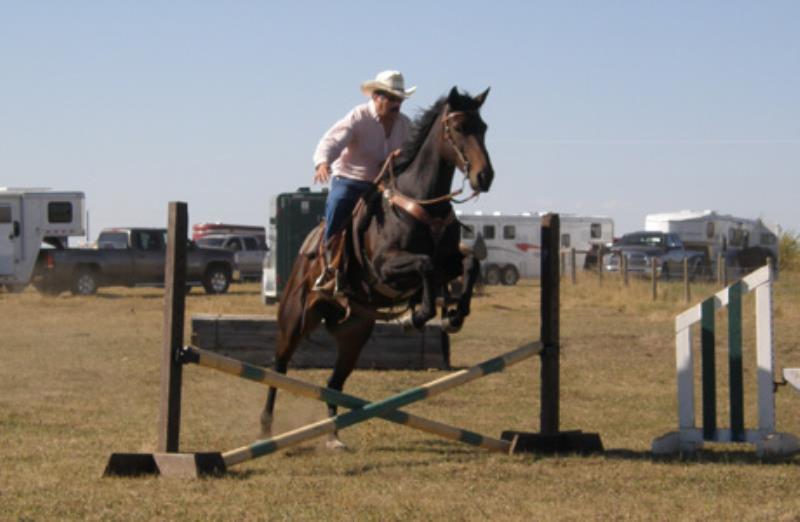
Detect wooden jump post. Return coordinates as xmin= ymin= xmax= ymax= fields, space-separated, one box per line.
xmin=104 ymin=206 xmax=602 ymax=478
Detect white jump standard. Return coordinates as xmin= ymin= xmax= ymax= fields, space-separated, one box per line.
xmin=652 ymin=264 xmax=799 ymax=456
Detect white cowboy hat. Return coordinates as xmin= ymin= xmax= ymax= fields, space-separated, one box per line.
xmin=361 ymin=70 xmax=416 ymax=99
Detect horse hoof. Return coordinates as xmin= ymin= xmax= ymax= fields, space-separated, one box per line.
xmin=326 ymin=438 xmax=347 ymax=451
xmin=441 ymin=316 xmax=463 ymax=334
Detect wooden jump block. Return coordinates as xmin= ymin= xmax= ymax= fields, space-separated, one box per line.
xmin=190 ymin=314 xmax=450 ymax=370
xmin=785 ymin=368 xmax=800 ymax=393
xmin=104 ymin=452 xmax=226 ymax=478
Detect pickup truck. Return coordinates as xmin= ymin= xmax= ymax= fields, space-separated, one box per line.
xmin=604 ymin=231 xmax=708 ymax=280
xmin=32 ymin=227 xmax=236 ymax=296
xmin=195 ymin=233 xmax=267 ymax=281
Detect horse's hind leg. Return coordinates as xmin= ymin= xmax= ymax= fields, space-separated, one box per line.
xmin=261 ymin=299 xmax=322 ymax=437
xmin=325 ymin=316 xmax=374 ymax=449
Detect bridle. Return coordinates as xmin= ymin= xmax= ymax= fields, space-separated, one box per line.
xmin=379 ymin=108 xmax=481 ymax=203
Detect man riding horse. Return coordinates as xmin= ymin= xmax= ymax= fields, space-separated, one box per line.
xmin=312 ymin=70 xmax=416 ymax=296
xmin=262 ymin=78 xmax=493 ymax=449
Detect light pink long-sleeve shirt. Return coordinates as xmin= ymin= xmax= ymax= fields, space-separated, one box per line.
xmin=313 ymin=100 xmax=411 ymax=183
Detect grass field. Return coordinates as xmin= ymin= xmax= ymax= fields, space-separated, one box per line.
xmin=2 ymin=272 xmax=799 ymax=521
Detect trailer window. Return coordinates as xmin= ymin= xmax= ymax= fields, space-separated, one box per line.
xmin=590 ymin=223 xmax=602 ymax=239
xmin=482 ymin=225 xmax=495 ymax=240
xmin=561 ymin=234 xmax=571 ymax=248
xmin=729 ymin=229 xmax=748 ymax=248
xmin=462 ymin=225 xmax=475 ymax=239
xmin=48 ymin=202 xmax=73 ymax=223
xmin=0 ymin=206 xmax=10 ymax=223
xmin=503 ymin=225 xmax=516 ymax=239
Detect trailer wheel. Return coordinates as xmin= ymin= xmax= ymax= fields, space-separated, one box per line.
xmin=500 ymin=265 xmax=519 ymax=286
xmin=71 ymin=269 xmax=98 ymax=296
xmin=484 ymin=264 xmax=501 ymax=286
xmin=203 ymin=266 xmax=231 ymax=294
xmin=3 ymin=284 xmax=26 ymax=293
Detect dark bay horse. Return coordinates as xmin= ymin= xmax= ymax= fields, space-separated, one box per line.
xmin=262 ymin=87 xmax=494 ymax=448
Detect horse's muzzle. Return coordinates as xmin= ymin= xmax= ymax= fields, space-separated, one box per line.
xmin=476 ymin=169 xmax=494 ymax=192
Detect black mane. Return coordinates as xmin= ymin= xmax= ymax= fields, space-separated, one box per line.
xmin=394 ymin=97 xmax=447 ymax=174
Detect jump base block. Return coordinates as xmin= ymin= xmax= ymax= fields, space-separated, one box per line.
xmin=501 ymin=430 xmax=604 ymax=455
xmin=104 ymin=452 xmax=226 ymax=478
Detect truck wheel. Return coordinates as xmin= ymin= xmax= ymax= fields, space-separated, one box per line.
xmin=203 ymin=266 xmax=230 ymax=294
xmin=484 ymin=264 xmax=501 ymax=286
xmin=3 ymin=284 xmax=26 ymax=293
xmin=501 ymin=265 xmax=519 ymax=286
xmin=71 ymin=269 xmax=98 ymax=296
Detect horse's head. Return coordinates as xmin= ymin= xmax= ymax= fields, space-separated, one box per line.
xmin=442 ymin=87 xmax=494 ymax=193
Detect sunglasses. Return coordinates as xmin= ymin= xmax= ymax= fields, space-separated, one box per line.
xmin=375 ymin=90 xmax=403 ymax=104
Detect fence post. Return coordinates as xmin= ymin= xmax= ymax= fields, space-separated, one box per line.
xmin=651 ymin=258 xmax=658 ymax=301
xmin=622 ymin=253 xmax=628 ymax=286
xmin=597 ymin=252 xmax=603 ymax=282
xmin=683 ymin=258 xmax=691 ymax=303
xmin=722 ymin=256 xmax=729 ymax=287
xmin=570 ymin=248 xmax=577 ymax=285
xmin=158 ymin=201 xmax=188 ymax=453
xmin=560 ymin=251 xmax=566 ymax=279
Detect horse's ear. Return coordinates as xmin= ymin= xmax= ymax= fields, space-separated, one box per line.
xmin=447 ymin=86 xmax=460 ymax=108
xmin=474 ymin=87 xmax=490 ymax=108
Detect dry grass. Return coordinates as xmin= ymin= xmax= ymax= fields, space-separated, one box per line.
xmin=1 ymin=274 xmax=799 ymax=521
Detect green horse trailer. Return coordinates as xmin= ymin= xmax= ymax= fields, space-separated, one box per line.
xmin=262 ymin=188 xmax=327 ymax=303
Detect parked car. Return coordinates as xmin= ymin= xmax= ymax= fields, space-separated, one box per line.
xmin=605 ymin=231 xmax=707 ymax=280
xmin=196 ymin=234 xmax=267 ymax=281
xmin=32 ymin=227 xmax=235 ymax=295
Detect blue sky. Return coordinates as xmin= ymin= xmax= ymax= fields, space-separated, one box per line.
xmin=2 ymin=1 xmax=798 ymax=240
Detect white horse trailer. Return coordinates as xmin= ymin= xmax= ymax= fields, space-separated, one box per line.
xmin=457 ymin=212 xmax=614 ymax=284
xmin=0 ymin=188 xmax=85 ymax=291
xmin=645 ymin=210 xmax=780 ymax=274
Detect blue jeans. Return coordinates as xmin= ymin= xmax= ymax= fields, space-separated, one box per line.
xmin=324 ymin=176 xmax=373 ymax=242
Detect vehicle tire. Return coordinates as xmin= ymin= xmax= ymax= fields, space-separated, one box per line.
xmin=500 ymin=265 xmax=519 ymax=286
xmin=71 ymin=269 xmax=98 ymax=296
xmin=484 ymin=264 xmax=501 ymax=286
xmin=3 ymin=283 xmax=26 ymax=293
xmin=203 ymin=266 xmax=231 ymax=294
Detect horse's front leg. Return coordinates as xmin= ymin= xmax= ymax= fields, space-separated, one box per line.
xmin=378 ymin=252 xmax=437 ymax=329
xmin=442 ymin=254 xmax=480 ymax=333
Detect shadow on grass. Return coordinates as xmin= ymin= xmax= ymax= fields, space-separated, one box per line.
xmin=605 ymin=448 xmax=800 ymax=466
